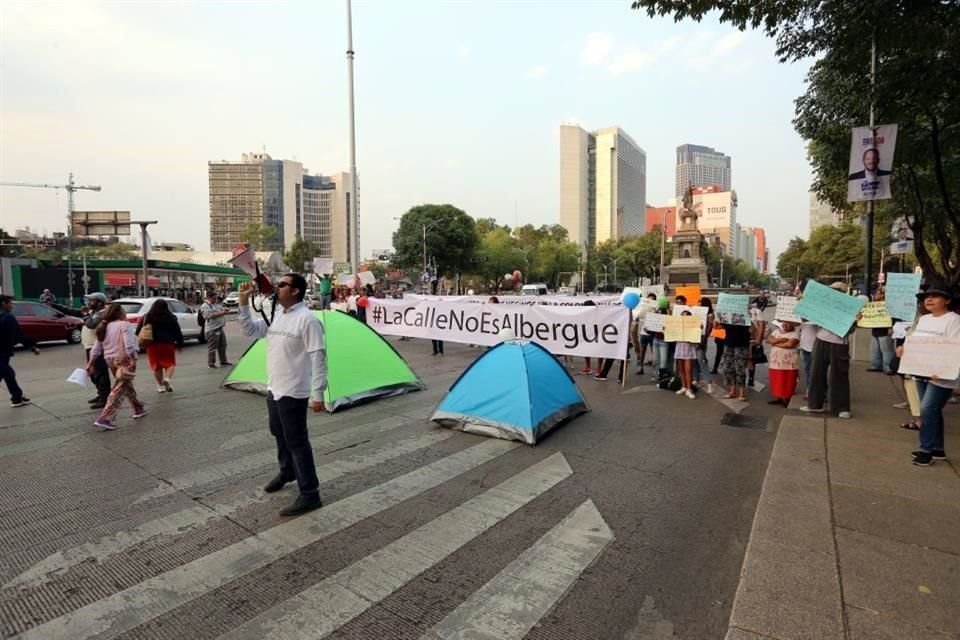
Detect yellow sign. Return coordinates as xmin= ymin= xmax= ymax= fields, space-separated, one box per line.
xmin=856 ymin=301 xmax=893 ymax=328
xmin=663 ymin=315 xmax=702 ymax=342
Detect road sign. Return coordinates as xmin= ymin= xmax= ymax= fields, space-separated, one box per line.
xmin=71 ymin=211 xmax=131 ymax=236
xmin=470 ymin=256 xmax=488 ymax=263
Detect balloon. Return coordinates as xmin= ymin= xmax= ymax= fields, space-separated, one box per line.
xmin=497 ymin=327 xmax=516 ymax=342
xmin=657 ymin=296 xmax=670 ymax=309
xmin=622 ymin=292 xmax=640 ymax=309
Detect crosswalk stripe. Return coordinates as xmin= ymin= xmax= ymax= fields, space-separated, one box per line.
xmin=132 ymin=418 xmax=439 ymax=504
xmin=15 ymin=438 xmax=519 ymax=640
xmin=5 ymin=430 xmax=456 ymax=592
xmin=216 ymin=452 xmax=574 ymax=640
xmin=420 ymin=499 xmax=613 ymax=640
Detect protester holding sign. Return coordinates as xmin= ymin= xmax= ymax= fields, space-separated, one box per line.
xmin=633 ymin=293 xmax=658 ymax=375
xmin=673 ymin=310 xmax=699 ymax=399
xmin=801 ymin=282 xmax=859 ymax=418
xmin=898 ymin=283 xmax=960 ymax=466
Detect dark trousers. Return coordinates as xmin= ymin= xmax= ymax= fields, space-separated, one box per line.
xmin=266 ymin=393 xmax=319 ymax=495
xmin=1 ymin=354 xmax=24 ymax=402
xmin=712 ymin=339 xmax=725 ymax=372
xmin=432 ymin=340 xmax=444 ymax=354
xmin=807 ymin=339 xmax=851 ymax=413
xmin=206 ymin=328 xmax=228 ymax=366
xmin=86 ymin=348 xmax=112 ymax=401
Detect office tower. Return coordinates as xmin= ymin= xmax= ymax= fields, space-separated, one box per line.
xmin=675 ymin=144 xmax=731 ymax=198
xmin=809 ymin=191 xmax=840 ymax=233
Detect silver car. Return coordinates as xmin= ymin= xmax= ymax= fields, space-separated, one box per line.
xmin=112 ymin=297 xmax=204 ymax=342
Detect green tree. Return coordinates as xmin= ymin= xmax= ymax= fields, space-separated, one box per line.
xmin=476 ymin=227 xmax=520 ymax=291
xmin=240 ymin=221 xmax=279 ymax=251
xmin=96 ymin=242 xmax=139 ymax=259
xmin=614 ymin=231 xmax=665 ymax=285
xmin=776 ymin=237 xmax=813 ymax=283
xmin=392 ymin=204 xmax=479 ymax=277
xmin=283 ymin=235 xmax=319 ymax=275
xmin=632 ymin=0 xmax=960 ymax=288
xmin=532 ymin=237 xmax=580 ymax=289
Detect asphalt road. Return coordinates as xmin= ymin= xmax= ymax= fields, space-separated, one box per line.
xmin=0 ymin=315 xmax=780 ymax=639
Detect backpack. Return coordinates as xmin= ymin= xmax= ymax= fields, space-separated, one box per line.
xmin=197 ymin=306 xmax=206 ymax=327
xmin=656 ymin=368 xmax=682 ymax=392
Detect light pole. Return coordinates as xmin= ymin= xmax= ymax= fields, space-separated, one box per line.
xmin=345 ymin=0 xmax=360 ymax=272
xmin=659 ymin=208 xmax=668 ymax=284
xmin=608 ymin=257 xmax=622 ymax=289
xmin=131 ymin=220 xmax=158 ymax=297
xmin=601 ymin=265 xmax=609 ymax=289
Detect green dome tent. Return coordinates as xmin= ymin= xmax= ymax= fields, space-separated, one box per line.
xmin=222 ymin=310 xmax=424 ymax=412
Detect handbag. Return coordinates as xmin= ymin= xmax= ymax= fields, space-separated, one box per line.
xmin=751 ymin=344 xmax=768 ymax=365
xmin=138 ymin=323 xmax=154 ymax=347
xmin=112 ymin=324 xmax=136 ymax=381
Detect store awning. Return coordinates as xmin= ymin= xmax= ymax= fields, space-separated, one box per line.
xmin=105 ymin=272 xmax=161 ymax=287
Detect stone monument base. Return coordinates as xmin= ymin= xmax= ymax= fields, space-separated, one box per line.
xmin=664 ymin=262 xmax=709 ymax=288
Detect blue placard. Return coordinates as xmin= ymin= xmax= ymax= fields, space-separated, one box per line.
xmin=885 ymin=273 xmax=922 ymax=322
xmin=794 ymin=280 xmax=866 ymax=336
xmin=715 ymin=293 xmax=751 ymax=326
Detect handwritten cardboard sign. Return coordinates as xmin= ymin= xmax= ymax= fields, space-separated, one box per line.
xmin=663 ymin=315 xmax=702 ymax=343
xmin=898 ymin=336 xmax=960 ymax=380
xmin=885 ymin=273 xmax=922 ymax=322
xmin=857 ymin=301 xmax=893 ymax=328
xmin=715 ymin=293 xmax=751 ymax=326
xmin=794 ymin=280 xmax=865 ymax=336
xmin=774 ymin=296 xmax=802 ymax=323
xmin=643 ymin=312 xmax=665 ymax=333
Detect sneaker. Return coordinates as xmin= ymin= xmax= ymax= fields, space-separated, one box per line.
xmin=578 ymin=367 xmax=591 ymax=375
xmin=685 ymin=389 xmax=696 ymax=399
xmin=208 ymin=364 xmax=218 ymax=369
xmin=707 ymin=383 xmax=714 ymax=394
xmin=157 ymin=386 xmax=167 ymax=393
xmin=838 ymin=411 xmax=852 ymax=419
xmin=893 ymin=401 xmax=909 ymax=409
xmin=279 ymin=493 xmax=323 ymax=517
xmin=10 ymin=397 xmax=31 ymax=408
xmin=263 ymin=473 xmax=294 ymax=493
xmin=162 ymin=379 xmax=173 ymax=393
xmin=912 ymin=452 xmax=933 ymax=466
xmin=675 ymin=387 xmax=687 ymax=395
xmin=913 ymin=449 xmax=947 ymax=461
xmin=133 ymin=408 xmax=148 ymax=419
xmin=800 ymin=406 xmax=825 ymax=413
xmin=593 ymin=375 xmax=608 ymax=381
xmin=94 ymin=419 xmax=116 ymax=430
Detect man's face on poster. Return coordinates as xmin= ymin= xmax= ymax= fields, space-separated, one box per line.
xmin=862 ymin=148 xmax=880 ymax=172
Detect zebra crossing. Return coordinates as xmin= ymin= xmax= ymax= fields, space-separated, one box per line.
xmin=4 ymin=415 xmax=614 ymax=640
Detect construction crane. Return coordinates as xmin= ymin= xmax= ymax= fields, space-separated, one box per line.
xmin=0 ymin=173 xmax=102 ymax=304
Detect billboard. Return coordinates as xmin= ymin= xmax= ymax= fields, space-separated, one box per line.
xmin=847 ymin=125 xmax=898 ymax=202
xmin=71 ymin=211 xmax=131 ymax=236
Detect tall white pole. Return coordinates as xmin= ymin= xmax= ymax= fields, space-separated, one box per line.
xmin=67 ymin=173 xmax=75 ymax=305
xmin=346 ymin=0 xmax=360 ymax=273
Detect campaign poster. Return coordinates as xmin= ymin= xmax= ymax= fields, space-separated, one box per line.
xmin=847 ymin=124 xmax=898 ymax=202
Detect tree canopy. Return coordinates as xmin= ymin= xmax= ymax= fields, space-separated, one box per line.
xmin=392 ymin=204 xmax=480 ymax=277
xmin=283 ymin=235 xmax=319 ymax=276
xmin=240 ymin=221 xmax=279 ymax=252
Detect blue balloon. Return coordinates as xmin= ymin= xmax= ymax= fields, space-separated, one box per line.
xmin=622 ymin=292 xmax=640 ymax=309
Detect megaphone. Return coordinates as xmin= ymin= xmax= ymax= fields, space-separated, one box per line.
xmin=229 ymin=243 xmax=274 ymax=295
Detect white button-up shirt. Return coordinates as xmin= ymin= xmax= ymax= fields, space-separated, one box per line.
xmin=238 ymin=301 xmax=328 ymax=401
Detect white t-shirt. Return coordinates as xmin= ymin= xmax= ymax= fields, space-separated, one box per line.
xmin=798 ymin=322 xmax=819 ymax=353
xmin=912 ymin=311 xmax=960 ymax=389
xmin=347 ymin=295 xmax=359 ymax=312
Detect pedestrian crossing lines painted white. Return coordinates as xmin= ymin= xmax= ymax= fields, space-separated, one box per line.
xmin=15 ymin=439 xmax=519 ymax=640
xmin=133 ymin=417 xmax=442 ymax=504
xmin=5 ymin=429 xmax=456 ymax=592
xmin=216 ymin=453 xmax=575 ymax=640
xmin=420 ymin=499 xmax=613 ymax=640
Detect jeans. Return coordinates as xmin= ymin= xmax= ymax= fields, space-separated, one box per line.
xmin=320 ymin=293 xmax=332 ymax=310
xmin=870 ymin=335 xmax=894 ymax=372
xmin=801 ymin=349 xmax=813 ymax=392
xmin=0 ymin=354 xmax=24 ymax=402
xmin=267 ymin=393 xmax=319 ymax=495
xmin=652 ymin=338 xmax=669 ymax=375
xmin=916 ymin=380 xmax=953 ymax=453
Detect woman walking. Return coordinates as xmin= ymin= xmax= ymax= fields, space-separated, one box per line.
xmin=766 ymin=320 xmax=800 ymax=406
xmin=674 ymin=310 xmax=699 ymax=399
xmin=87 ymin=303 xmax=146 ymax=430
xmin=136 ymin=299 xmax=184 ymax=393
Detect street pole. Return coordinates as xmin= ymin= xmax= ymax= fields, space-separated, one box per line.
xmin=422 ymin=223 xmax=427 ymax=274
xmin=720 ymin=259 xmax=725 ymax=289
xmin=346 ymin=0 xmax=360 ymax=273
xmin=67 ymin=173 xmax=74 ymax=305
xmin=132 ymin=221 xmax=157 ymax=297
xmin=658 ymin=210 xmax=667 ymax=284
xmin=863 ymin=29 xmax=877 ymax=299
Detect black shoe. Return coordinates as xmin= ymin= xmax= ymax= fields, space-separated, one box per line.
xmin=768 ymin=398 xmax=785 ymax=405
xmin=866 ymin=368 xmax=883 ymax=372
xmin=88 ymin=396 xmax=100 ymax=404
xmin=279 ymin=493 xmax=322 ymax=516
xmin=220 ymin=361 xmax=232 ymax=366
xmin=10 ymin=397 xmax=31 ymax=408
xmin=710 ymin=369 xmax=718 ymax=375
xmin=593 ymin=375 xmax=608 ymax=381
xmin=913 ymin=449 xmax=947 ymax=461
xmin=208 ymin=364 xmax=218 ymax=369
xmin=89 ymin=399 xmax=106 ymax=410
xmin=747 ymin=379 xmax=755 ymax=387
xmin=912 ymin=452 xmax=934 ymax=466
xmin=263 ymin=474 xmax=294 ymax=493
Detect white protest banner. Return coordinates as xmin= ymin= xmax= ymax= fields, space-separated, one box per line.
xmin=715 ymin=293 xmax=751 ymax=326
xmin=643 ymin=312 xmax=665 ymax=333
xmin=404 ymin=294 xmax=623 ymax=307
xmin=774 ymin=296 xmax=802 ymax=323
xmin=313 ymin=257 xmax=335 ymax=275
xmin=368 ymin=298 xmax=629 ymax=359
xmin=847 ymin=124 xmax=898 ymax=202
xmin=898 ymin=336 xmax=960 ymax=381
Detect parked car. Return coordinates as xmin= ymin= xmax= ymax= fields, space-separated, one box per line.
xmin=520 ymin=283 xmax=549 ymax=296
xmin=9 ymin=301 xmax=83 ymax=345
xmin=112 ymin=297 xmax=204 ymax=342
xmin=223 ymin=291 xmax=240 ymax=309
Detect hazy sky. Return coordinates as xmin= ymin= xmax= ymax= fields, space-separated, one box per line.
xmin=0 ymin=0 xmax=813 ymax=264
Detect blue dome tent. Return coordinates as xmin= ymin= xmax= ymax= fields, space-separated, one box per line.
xmin=431 ymin=341 xmax=589 ymax=444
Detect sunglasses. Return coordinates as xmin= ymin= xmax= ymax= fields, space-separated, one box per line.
xmin=277 ymin=282 xmax=293 ymax=289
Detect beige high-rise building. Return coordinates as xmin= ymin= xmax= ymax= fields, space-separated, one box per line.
xmin=809 ymin=191 xmax=839 ymax=233
xmin=560 ymin=124 xmax=646 ymax=249
xmin=208 ymin=153 xmax=355 ymax=264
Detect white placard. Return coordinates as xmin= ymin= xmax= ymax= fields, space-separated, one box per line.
xmin=313 ymin=257 xmax=335 ymax=275
xmin=66 ymin=368 xmax=89 ymax=388
xmin=897 ymin=336 xmax=960 ymax=381
xmin=368 ymin=298 xmax=630 ymax=359
xmin=643 ymin=312 xmax=665 ymax=333
xmin=774 ymin=296 xmax=802 ymax=323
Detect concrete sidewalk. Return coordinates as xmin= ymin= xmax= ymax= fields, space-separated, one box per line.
xmin=726 ymin=367 xmax=960 ymax=639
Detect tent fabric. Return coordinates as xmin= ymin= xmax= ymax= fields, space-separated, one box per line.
xmin=432 ymin=341 xmax=589 ymax=445
xmin=222 ymin=310 xmax=424 ymax=412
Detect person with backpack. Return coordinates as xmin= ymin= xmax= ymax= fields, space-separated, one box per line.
xmin=200 ymin=291 xmax=231 ymax=369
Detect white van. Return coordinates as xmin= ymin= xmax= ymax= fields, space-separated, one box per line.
xmin=520 ymin=283 xmax=549 ymax=296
